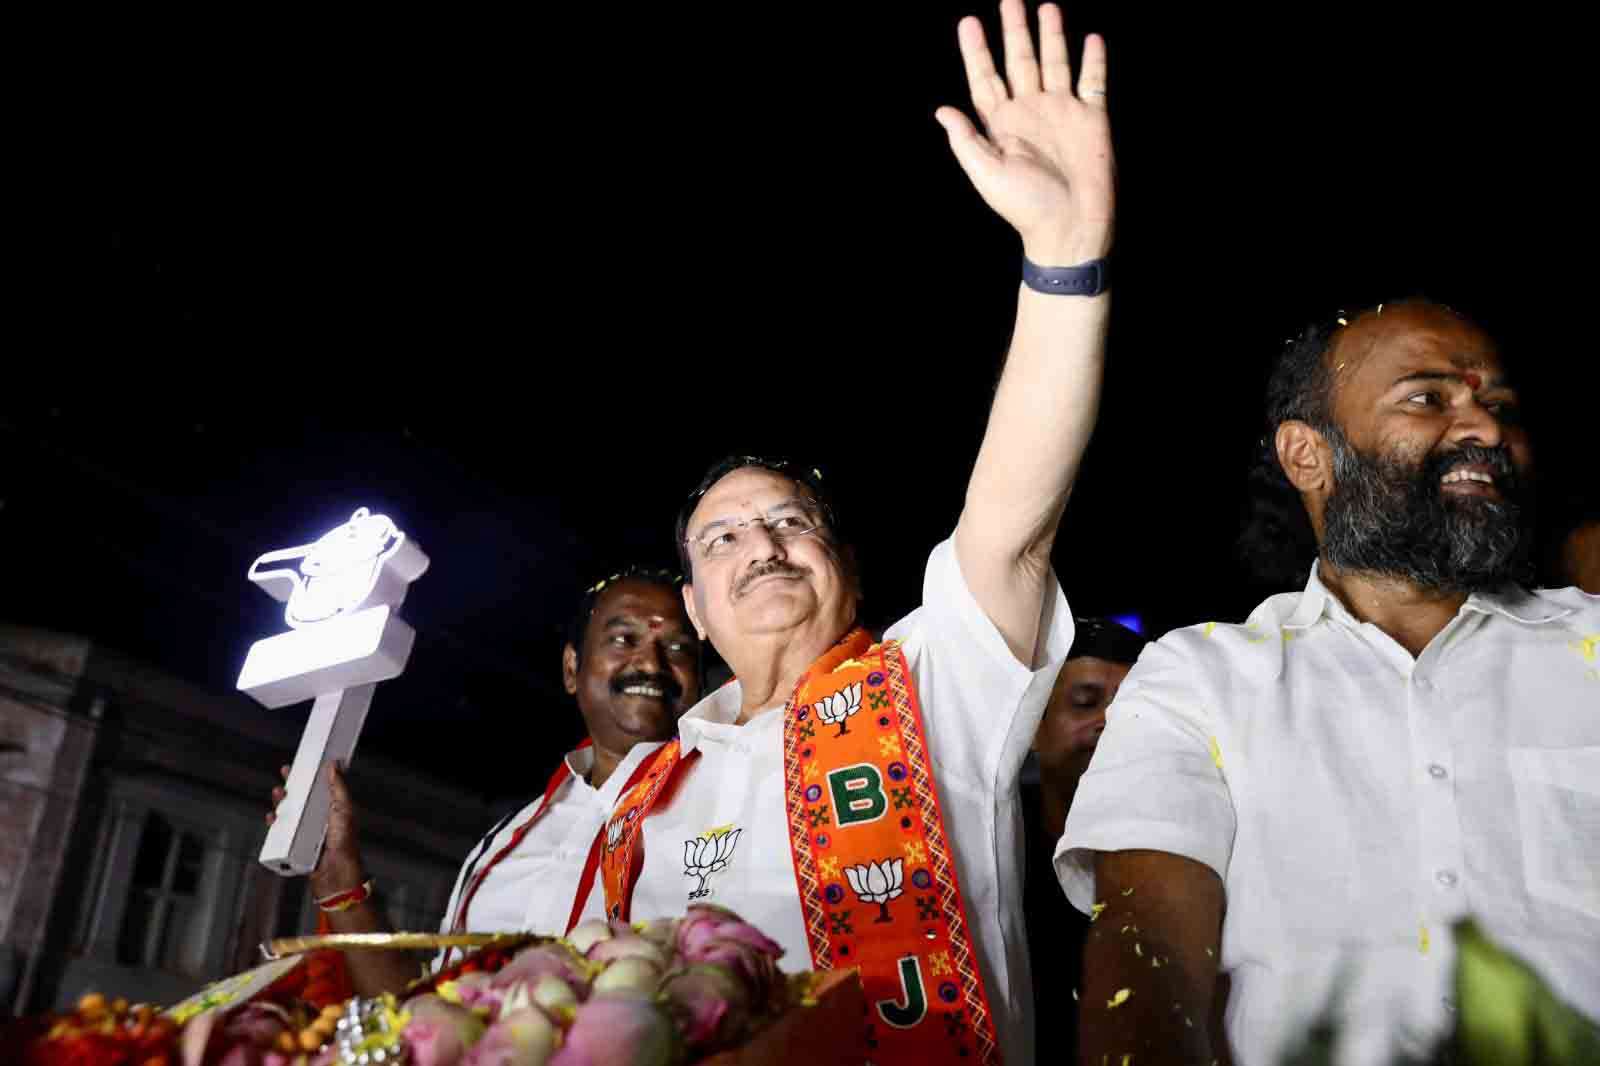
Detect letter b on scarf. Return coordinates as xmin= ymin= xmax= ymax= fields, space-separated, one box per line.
xmin=828 ymin=763 xmax=888 ymax=826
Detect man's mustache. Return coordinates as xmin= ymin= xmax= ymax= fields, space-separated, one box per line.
xmin=609 ymin=671 xmax=684 ymax=703
xmin=733 ymin=560 xmax=810 ymax=598
xmin=1427 ymin=444 xmax=1521 ymax=497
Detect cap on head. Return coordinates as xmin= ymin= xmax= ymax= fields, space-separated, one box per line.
xmin=674 ymin=455 xmax=841 ymax=573
xmin=1067 ymin=616 xmax=1148 ymax=665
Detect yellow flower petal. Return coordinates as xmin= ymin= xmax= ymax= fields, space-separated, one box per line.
xmin=1107 ymin=988 xmax=1132 ymax=1009
xmin=1134 ymin=943 xmax=1143 ymax=957
xmin=1121 ymin=887 xmax=1135 ymax=896
xmin=1419 ymin=923 xmax=1430 ymax=956
xmin=1209 ymin=736 xmax=1224 ymax=771
xmin=1090 ymin=902 xmax=1107 ymax=922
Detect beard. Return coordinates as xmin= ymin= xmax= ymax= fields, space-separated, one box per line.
xmin=1319 ymin=427 xmax=1534 ymax=594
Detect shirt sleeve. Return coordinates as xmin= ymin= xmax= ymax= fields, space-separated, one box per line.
xmin=1054 ymin=635 xmax=1235 ymax=914
xmin=889 ymin=536 xmax=1075 ymax=796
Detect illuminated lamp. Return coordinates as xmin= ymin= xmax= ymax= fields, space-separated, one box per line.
xmin=237 ymin=508 xmax=429 ymax=876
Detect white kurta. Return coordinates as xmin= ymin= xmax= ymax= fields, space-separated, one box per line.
xmin=436 ymin=745 xmax=613 ymax=954
xmin=619 ymin=538 xmax=1072 ymax=1066
xmin=1058 ymin=566 xmax=1600 ymax=1066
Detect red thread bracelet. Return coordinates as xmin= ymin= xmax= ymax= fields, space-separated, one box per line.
xmin=316 ymin=878 xmax=374 ymax=912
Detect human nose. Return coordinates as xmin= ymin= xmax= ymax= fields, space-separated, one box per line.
xmin=741 ymin=519 xmax=787 ymax=561
xmin=1447 ymin=396 xmax=1505 ymax=450
xmin=632 ymin=637 xmax=670 ymax=671
xmin=1084 ymin=706 xmax=1108 ymax=737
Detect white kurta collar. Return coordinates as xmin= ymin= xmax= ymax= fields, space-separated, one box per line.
xmin=1283 ymin=560 xmax=1573 ymax=631
xmin=676 ymin=681 xmax=745 ymax=754
xmin=562 ymin=744 xmax=594 ymax=777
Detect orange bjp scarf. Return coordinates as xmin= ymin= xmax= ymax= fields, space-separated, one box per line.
xmin=600 ymin=627 xmax=1002 ymax=1065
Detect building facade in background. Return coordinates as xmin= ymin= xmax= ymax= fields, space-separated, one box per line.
xmin=0 ymin=625 xmax=497 ymax=1015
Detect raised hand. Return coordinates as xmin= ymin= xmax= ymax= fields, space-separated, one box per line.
xmin=935 ymin=0 xmax=1114 ymax=265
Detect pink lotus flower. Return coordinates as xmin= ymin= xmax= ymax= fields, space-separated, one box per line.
xmin=403 ymin=994 xmax=487 ymax=1066
xmin=585 ymin=933 xmax=668 ymax=968
xmin=445 ymin=972 xmax=506 ymax=1014
xmin=589 ymin=957 xmax=662 ymax=998
xmin=676 ymin=904 xmax=783 ymax=962
xmin=547 ymin=996 xmax=680 ymax=1066
xmin=629 ymin=918 xmax=679 ymax=950
xmin=528 ymin=974 xmax=578 ymax=1019
xmin=659 ymin=963 xmax=753 ymax=1053
xmin=460 ymin=1008 xmax=557 ymax=1066
xmin=564 ymin=920 xmax=613 ymax=955
xmin=490 ymin=943 xmax=591 ymax=993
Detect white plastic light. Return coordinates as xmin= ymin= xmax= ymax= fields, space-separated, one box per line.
xmin=238 ymin=508 xmax=430 ymax=877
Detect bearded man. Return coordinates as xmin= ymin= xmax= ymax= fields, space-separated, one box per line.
xmin=579 ymin=3 xmax=1115 ymax=1062
xmin=1059 ymin=300 xmax=1600 ymax=1066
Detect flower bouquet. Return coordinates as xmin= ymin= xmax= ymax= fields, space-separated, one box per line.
xmin=4 ymin=905 xmax=864 ymax=1066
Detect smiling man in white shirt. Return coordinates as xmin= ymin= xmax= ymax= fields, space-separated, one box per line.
xmin=268 ymin=566 xmax=703 ymax=994
xmin=580 ymin=4 xmax=1116 ymax=1061
xmin=1059 ymin=300 xmax=1600 ymax=1066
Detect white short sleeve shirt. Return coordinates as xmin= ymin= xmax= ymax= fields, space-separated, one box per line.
xmin=627 ymin=537 xmax=1073 ymax=1066
xmin=1057 ymin=567 xmax=1600 ymax=1066
xmin=435 ymin=746 xmax=617 ymax=951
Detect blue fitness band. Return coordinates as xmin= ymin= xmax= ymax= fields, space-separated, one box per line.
xmin=1021 ymin=256 xmax=1110 ymax=296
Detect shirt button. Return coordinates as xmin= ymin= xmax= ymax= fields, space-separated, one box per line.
xmin=1414 ymin=677 xmax=1432 ymax=690
xmin=1436 ymin=869 xmax=1459 ymax=887
xmin=1428 ymin=764 xmax=1448 ymax=780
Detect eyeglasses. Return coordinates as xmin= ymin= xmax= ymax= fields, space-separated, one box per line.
xmin=685 ymin=499 xmax=825 ymax=561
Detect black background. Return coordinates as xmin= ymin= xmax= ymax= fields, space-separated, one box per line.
xmin=8 ymin=2 xmax=1592 ymax=802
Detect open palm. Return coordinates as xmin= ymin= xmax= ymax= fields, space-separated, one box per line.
xmin=936 ymin=1 xmax=1114 ymax=263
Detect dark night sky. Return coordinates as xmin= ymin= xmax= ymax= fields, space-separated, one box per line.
xmin=9 ymin=3 xmax=1592 ymax=803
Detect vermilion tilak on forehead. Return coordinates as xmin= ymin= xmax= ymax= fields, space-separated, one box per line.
xmin=1464 ymin=371 xmax=1483 ymax=391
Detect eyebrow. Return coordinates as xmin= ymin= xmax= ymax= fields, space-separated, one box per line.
xmin=1388 ymin=369 xmax=1511 ymax=390
xmin=690 ymin=496 xmax=812 ymax=539
xmin=602 ymin=615 xmax=698 ymax=638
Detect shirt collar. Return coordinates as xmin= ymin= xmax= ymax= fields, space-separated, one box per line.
xmin=1460 ymin=585 xmax=1577 ymax=625
xmin=1283 ymin=562 xmax=1337 ymax=631
xmin=1282 ymin=561 xmax=1573 ymax=630
xmin=676 ymin=682 xmax=744 ymax=754
xmin=563 ymin=744 xmax=596 ymax=782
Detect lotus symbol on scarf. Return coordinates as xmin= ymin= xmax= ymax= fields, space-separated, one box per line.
xmin=843 ymin=858 xmax=904 ymax=923
xmin=683 ymin=828 xmax=742 ymax=899
xmin=606 ymin=816 xmax=625 ymax=853
xmin=813 ymin=682 xmax=863 ymax=737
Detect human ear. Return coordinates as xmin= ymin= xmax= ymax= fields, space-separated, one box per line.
xmin=1275 ymin=420 xmax=1331 ymax=495
xmin=682 ymin=584 xmax=707 ymax=640
xmin=562 ymin=643 xmax=579 ymax=695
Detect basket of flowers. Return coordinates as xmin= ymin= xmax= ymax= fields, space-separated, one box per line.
xmin=4 ymin=904 xmax=864 ymax=1066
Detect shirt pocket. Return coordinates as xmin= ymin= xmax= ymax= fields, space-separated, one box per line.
xmin=1507 ymin=746 xmax=1600 ymax=921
